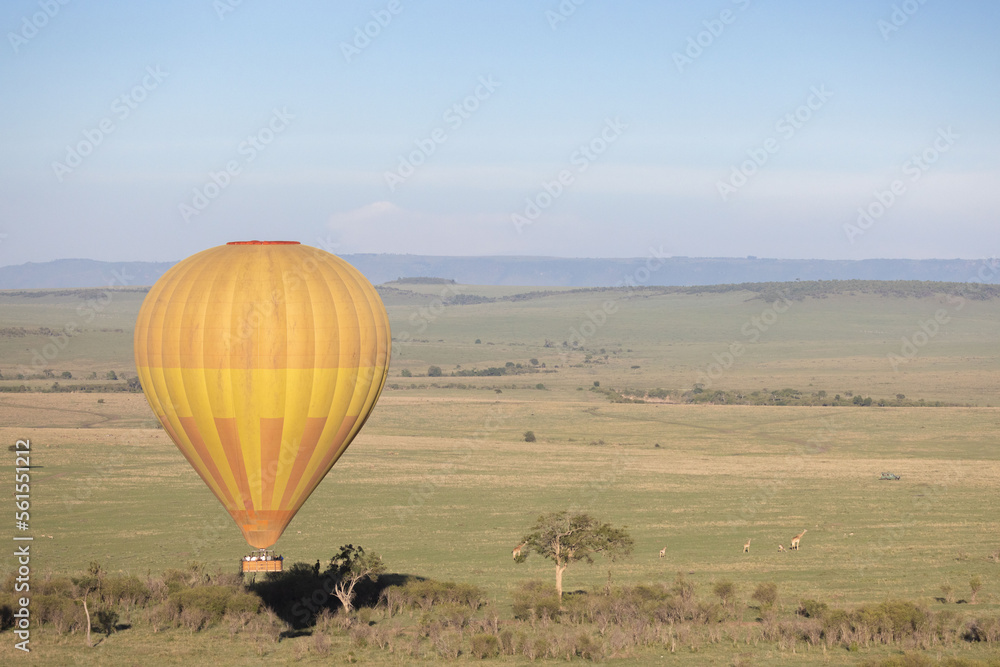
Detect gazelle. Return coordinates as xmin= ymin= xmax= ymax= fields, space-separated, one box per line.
xmin=743 ymin=538 xmax=751 ymax=553
xmin=791 ymin=529 xmax=807 ymax=550
xmin=778 ymin=544 xmax=785 ymax=552
xmin=659 ymin=546 xmax=667 ymax=558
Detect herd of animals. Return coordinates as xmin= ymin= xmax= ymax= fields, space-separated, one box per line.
xmin=511 ymin=530 xmax=809 ymax=561
xmin=736 ymin=529 xmax=807 ymax=555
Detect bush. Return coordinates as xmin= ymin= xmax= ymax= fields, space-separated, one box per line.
xmin=95 ymin=609 xmax=119 ymax=636
xmin=383 ymin=578 xmax=487 ymax=613
xmin=106 ymin=371 xmax=118 ymax=380
xmin=751 ymin=582 xmax=778 ymax=609
xmin=857 ymin=600 xmax=930 ymax=642
xmin=970 ymin=576 xmax=982 ymax=603
xmin=713 ymin=579 xmax=735 ymax=607
xmin=400 ymin=369 xmax=412 ymax=377
xmin=103 ymin=575 xmax=151 ymax=606
xmin=427 ymin=365 xmax=443 ymax=377
xmin=798 ymin=598 xmax=829 ymax=619
xmin=512 ymin=580 xmax=560 ymax=622
xmin=523 ymin=431 xmax=536 ymax=442
xmin=470 ymin=632 xmax=500 ymax=659
xmin=167 ymin=585 xmax=261 ymax=629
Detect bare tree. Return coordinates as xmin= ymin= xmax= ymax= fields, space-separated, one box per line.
xmin=328 ymin=544 xmax=385 ymax=613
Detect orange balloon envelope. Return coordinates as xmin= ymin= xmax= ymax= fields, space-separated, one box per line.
xmin=133 ymin=241 xmax=390 ymax=548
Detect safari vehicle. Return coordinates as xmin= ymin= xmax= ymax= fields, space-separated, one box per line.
xmin=879 ymin=472 xmax=901 ymax=480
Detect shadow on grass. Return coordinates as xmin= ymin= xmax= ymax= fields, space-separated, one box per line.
xmin=248 ymin=562 xmax=425 ymax=629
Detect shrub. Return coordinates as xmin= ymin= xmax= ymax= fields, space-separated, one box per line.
xmin=523 ymin=431 xmax=536 ymax=442
xmin=427 ymin=366 xmax=442 ymax=377
xmin=512 ymin=580 xmax=560 ymax=622
xmin=106 ymin=371 xmax=117 ymax=380
xmin=167 ymin=585 xmax=260 ymax=629
xmin=798 ymin=598 xmax=829 ymax=619
xmin=853 ymin=600 xmax=930 ymax=643
xmin=400 ymin=369 xmax=412 ymax=377
xmin=969 ymin=576 xmax=982 ymax=603
xmin=103 ymin=575 xmax=151 ymax=607
xmin=94 ymin=608 xmax=119 ymax=636
xmin=751 ymin=582 xmax=778 ymax=609
xmin=385 ymin=578 xmax=487 ymax=612
xmin=713 ymin=580 xmax=735 ymax=607
xmin=470 ymin=632 xmax=500 ymax=659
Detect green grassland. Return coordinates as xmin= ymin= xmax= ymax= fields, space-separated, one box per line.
xmin=1 ymin=281 xmax=999 ymax=664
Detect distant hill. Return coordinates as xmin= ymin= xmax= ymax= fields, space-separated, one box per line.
xmin=0 ymin=255 xmax=996 ymax=289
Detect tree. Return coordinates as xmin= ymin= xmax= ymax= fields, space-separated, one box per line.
xmin=73 ymin=561 xmax=105 ymax=647
xmin=106 ymin=370 xmax=118 ymax=380
xmin=523 ymin=430 xmax=536 ymax=442
xmin=516 ymin=511 xmax=633 ymax=599
xmin=400 ymin=369 xmax=412 ymax=377
xmin=327 ymin=544 xmax=385 ymax=613
xmin=427 ymin=365 xmax=442 ymax=377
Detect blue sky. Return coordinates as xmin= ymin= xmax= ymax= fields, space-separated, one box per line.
xmin=1 ymin=0 xmax=997 ymax=265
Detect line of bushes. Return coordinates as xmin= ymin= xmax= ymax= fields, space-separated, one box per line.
xmin=3 ymin=564 xmax=998 ymax=662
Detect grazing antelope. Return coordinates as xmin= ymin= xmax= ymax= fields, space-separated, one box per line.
xmin=512 ymin=542 xmax=527 ymax=560
xmin=743 ymin=538 xmax=751 ymax=553
xmin=659 ymin=546 xmax=667 ymax=558
xmin=790 ymin=529 xmax=807 ymax=550
xmin=778 ymin=544 xmax=785 ymax=552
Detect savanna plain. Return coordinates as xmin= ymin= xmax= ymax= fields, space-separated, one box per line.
xmin=1 ymin=279 xmax=998 ymax=665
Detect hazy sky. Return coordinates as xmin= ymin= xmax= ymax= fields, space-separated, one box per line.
xmin=1 ymin=1 xmax=997 ymax=266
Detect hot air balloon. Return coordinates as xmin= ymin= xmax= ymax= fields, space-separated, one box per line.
xmin=133 ymin=241 xmax=390 ymax=566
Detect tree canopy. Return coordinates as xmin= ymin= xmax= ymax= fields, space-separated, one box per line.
xmin=517 ymin=511 xmax=633 ymax=599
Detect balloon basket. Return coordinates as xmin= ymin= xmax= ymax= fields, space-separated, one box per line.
xmin=241 ymin=549 xmax=283 ymax=573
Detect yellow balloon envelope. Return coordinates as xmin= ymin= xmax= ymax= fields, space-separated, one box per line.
xmin=133 ymin=241 xmax=390 ymax=548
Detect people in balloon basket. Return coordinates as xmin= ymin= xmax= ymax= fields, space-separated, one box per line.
xmin=243 ymin=551 xmax=283 ymax=562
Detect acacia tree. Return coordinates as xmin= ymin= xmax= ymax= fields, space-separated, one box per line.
xmin=328 ymin=544 xmax=385 ymax=613
xmin=516 ymin=511 xmax=633 ymax=599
